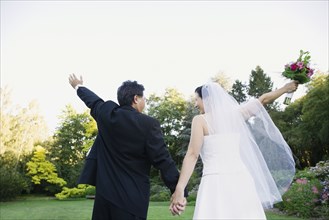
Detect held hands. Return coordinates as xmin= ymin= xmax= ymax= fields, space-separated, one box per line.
xmin=284 ymin=80 xmax=299 ymax=93
xmin=169 ymin=190 xmax=187 ymax=216
xmin=68 ymin=73 xmax=83 ymax=89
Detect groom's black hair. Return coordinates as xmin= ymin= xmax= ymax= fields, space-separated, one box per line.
xmin=117 ymin=80 xmax=144 ymax=106
xmin=195 ymin=86 xmax=203 ymax=99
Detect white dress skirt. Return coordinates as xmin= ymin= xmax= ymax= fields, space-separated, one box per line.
xmin=193 ymin=134 xmax=266 ymax=220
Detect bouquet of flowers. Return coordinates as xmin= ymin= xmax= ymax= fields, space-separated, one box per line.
xmin=282 ymin=50 xmax=315 ymax=105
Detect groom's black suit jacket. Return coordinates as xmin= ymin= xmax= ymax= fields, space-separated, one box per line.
xmin=76 ymin=86 xmax=183 ymax=218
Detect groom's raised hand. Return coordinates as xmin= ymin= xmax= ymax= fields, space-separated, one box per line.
xmin=68 ymin=73 xmax=83 ymax=89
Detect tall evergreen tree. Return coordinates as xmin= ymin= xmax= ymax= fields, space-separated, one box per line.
xmin=248 ymin=65 xmax=273 ymax=98
xmin=230 ymin=80 xmax=247 ymax=104
xmin=247 ymin=65 xmax=280 ymax=111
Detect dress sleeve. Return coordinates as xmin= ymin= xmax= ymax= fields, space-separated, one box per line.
xmin=239 ymin=98 xmax=262 ymax=120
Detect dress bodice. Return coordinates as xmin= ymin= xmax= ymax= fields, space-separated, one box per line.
xmin=200 ymin=133 xmax=248 ymax=175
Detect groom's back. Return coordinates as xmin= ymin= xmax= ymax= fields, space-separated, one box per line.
xmin=96 ymin=101 xmax=158 ymax=217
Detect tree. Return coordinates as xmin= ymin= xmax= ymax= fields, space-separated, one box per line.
xmin=248 ymin=66 xmax=273 ymax=98
xmin=230 ymin=80 xmax=247 ymax=104
xmin=146 ymin=88 xmax=188 ymax=164
xmin=0 ymin=87 xmax=48 ymax=199
xmin=50 ymin=105 xmax=97 ymax=187
xmin=0 ymin=87 xmax=48 ymax=156
xmin=278 ymin=73 xmax=329 ymax=167
xmin=247 ymin=65 xmax=281 ymax=112
xmin=0 ymin=151 xmax=29 ymax=201
xmin=211 ymin=72 xmax=232 ymax=91
xmin=146 ymin=88 xmax=188 ymax=190
xmin=26 ymin=146 xmax=66 ymax=194
xmin=300 ymin=73 xmax=329 ymax=165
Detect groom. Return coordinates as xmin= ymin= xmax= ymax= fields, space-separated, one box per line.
xmin=68 ymin=74 xmax=187 ymax=220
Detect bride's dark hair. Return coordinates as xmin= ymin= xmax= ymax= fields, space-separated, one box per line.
xmin=195 ymin=86 xmax=203 ymax=99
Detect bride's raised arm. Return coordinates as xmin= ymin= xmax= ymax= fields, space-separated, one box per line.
xmin=239 ymin=81 xmax=298 ymax=120
xmin=258 ymin=81 xmax=298 ymax=105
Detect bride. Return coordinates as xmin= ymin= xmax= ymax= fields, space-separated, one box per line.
xmin=170 ymin=81 xmax=298 ymax=219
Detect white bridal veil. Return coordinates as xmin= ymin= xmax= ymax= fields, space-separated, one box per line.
xmin=201 ymin=82 xmax=295 ymax=209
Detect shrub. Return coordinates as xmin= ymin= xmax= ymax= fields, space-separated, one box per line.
xmin=85 ymin=185 xmax=96 ymax=196
xmin=279 ymin=161 xmax=329 ymax=218
xmin=0 ymin=152 xmax=29 ymax=201
xmin=26 ymin=146 xmax=66 ymax=195
xmin=282 ymin=177 xmax=322 ymax=218
xmin=55 ymin=184 xmax=95 ymax=200
xmin=149 ymin=184 xmax=170 ymax=201
xmin=0 ymin=166 xmax=28 ymax=201
xmin=186 ymin=185 xmax=198 ymax=203
xmin=310 ymin=160 xmax=329 ymax=205
xmin=294 ymin=167 xmax=316 ymax=180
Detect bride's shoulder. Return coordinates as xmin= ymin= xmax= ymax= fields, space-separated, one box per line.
xmin=192 ymin=114 xmax=206 ymax=124
xmin=193 ymin=114 xmax=203 ymax=119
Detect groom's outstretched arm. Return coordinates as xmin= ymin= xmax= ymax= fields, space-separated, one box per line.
xmin=145 ymin=119 xmax=188 ymax=198
xmin=68 ymin=73 xmax=104 ymax=120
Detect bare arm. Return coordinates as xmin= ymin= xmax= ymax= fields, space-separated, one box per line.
xmin=258 ymin=81 xmax=299 ymax=105
xmin=169 ymin=115 xmax=204 ymax=215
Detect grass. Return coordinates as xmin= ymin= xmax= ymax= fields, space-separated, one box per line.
xmin=0 ymin=196 xmax=304 ymax=220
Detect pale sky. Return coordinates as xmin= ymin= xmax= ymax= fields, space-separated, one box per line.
xmin=1 ymin=0 xmax=328 ymax=134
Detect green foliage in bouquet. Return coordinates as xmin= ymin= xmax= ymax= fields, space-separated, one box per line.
xmin=282 ymin=50 xmax=314 ymax=84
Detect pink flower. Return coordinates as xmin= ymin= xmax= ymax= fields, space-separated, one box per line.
xmin=296 ymin=61 xmax=304 ymax=70
xmin=312 ymin=186 xmax=319 ymax=194
xmin=307 ymin=68 xmax=314 ymax=77
xmin=290 ymin=63 xmax=298 ymax=71
xmin=296 ymin=178 xmax=308 ymax=184
xmin=282 ymin=50 xmax=314 ymax=85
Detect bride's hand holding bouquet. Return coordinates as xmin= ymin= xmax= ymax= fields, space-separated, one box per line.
xmin=282 ymin=50 xmax=315 ymax=105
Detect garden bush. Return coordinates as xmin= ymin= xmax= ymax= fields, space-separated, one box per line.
xmin=55 ymin=184 xmax=95 ymax=200
xmin=0 ymin=152 xmax=29 ymax=201
xmin=282 ymin=178 xmax=322 ymax=218
xmin=280 ymin=160 xmax=329 ymax=219
xmin=149 ymin=184 xmax=171 ymax=201
xmin=310 ymin=160 xmax=329 ymax=218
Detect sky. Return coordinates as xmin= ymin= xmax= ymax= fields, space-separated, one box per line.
xmin=1 ymin=0 xmax=328 ymax=135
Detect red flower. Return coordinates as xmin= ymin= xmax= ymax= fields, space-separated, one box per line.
xmin=290 ymin=63 xmax=298 ymax=71
xmin=296 ymin=61 xmax=304 ymax=70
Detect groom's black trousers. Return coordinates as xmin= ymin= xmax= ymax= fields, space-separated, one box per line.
xmin=92 ymin=194 xmax=146 ymax=220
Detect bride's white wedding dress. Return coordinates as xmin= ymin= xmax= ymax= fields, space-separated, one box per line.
xmin=191 ymin=82 xmax=295 ymax=220
xmin=193 ymin=133 xmax=266 ymax=220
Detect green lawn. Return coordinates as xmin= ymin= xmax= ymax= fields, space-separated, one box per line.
xmin=0 ymin=196 xmax=303 ymax=220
